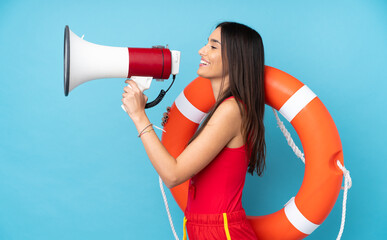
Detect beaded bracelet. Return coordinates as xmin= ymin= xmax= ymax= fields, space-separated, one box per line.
xmin=137 ymin=123 xmax=153 ymax=137
xmin=137 ymin=123 xmax=166 ymax=138
xmin=139 ymin=128 xmax=155 ymax=138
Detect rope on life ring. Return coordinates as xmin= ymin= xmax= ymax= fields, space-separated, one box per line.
xmin=159 ymin=66 xmax=351 ymax=240
xmin=272 ymin=109 xmax=352 ymax=240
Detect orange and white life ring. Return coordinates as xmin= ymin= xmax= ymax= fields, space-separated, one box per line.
xmin=161 ymin=66 xmax=344 ymax=239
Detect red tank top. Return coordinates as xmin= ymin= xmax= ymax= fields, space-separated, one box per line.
xmin=186 ymin=97 xmax=249 ymax=214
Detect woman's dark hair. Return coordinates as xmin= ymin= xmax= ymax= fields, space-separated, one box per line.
xmin=190 ymin=21 xmax=266 ymax=176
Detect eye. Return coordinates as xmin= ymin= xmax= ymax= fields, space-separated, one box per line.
xmin=211 ymin=46 xmax=217 ymax=49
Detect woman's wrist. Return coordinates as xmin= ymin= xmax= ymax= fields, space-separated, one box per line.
xmin=131 ymin=111 xmax=151 ymax=132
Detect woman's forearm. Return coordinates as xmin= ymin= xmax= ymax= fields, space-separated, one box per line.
xmin=131 ymin=111 xmax=178 ymax=188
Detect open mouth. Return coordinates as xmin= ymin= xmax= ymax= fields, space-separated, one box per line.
xmin=200 ymin=59 xmax=210 ymax=66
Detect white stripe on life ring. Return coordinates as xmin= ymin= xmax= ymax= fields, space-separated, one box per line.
xmin=279 ymin=85 xmax=317 ymax=122
xmin=175 ymin=91 xmax=207 ymax=124
xmin=284 ymin=197 xmax=319 ymax=235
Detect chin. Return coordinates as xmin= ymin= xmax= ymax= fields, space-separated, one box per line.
xmin=197 ymin=69 xmax=210 ymax=78
xmin=197 ymin=69 xmax=205 ymax=78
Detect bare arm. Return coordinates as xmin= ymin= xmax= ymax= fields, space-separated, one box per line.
xmin=122 ymin=80 xmax=241 ymax=188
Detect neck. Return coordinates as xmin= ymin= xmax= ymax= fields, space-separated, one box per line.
xmin=210 ymin=76 xmax=229 ymax=100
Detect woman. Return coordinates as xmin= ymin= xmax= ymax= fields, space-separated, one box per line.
xmin=122 ymin=22 xmax=265 ymax=240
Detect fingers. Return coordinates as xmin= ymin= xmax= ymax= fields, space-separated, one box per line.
xmin=124 ymin=79 xmax=140 ymax=92
xmin=161 ymin=118 xmax=167 ymax=126
xmin=161 ymin=106 xmax=171 ymax=126
xmin=123 ymin=86 xmax=132 ymax=93
xmin=162 ymin=113 xmax=169 ymax=121
xmin=121 ymin=79 xmax=148 ymax=114
xmin=123 ymin=79 xmax=147 ymax=100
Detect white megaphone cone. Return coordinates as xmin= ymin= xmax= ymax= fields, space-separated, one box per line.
xmin=64 ymin=25 xmax=180 ymax=108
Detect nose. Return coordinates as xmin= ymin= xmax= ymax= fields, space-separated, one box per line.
xmin=198 ymin=44 xmax=207 ymax=56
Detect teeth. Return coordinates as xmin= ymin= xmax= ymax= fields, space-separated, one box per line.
xmin=200 ymin=60 xmax=209 ymax=65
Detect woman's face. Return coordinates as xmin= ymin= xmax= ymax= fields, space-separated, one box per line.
xmin=197 ymin=27 xmax=227 ymax=81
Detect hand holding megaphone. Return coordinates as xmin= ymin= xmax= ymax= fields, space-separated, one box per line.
xmin=121 ymin=78 xmax=149 ymax=115
xmin=121 ymin=76 xmax=152 ymax=112
xmin=64 ymin=25 xmax=180 ymax=109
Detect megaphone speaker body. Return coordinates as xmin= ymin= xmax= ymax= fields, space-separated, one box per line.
xmin=64 ymin=26 xmax=179 ymax=96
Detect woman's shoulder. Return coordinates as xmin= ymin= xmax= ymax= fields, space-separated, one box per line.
xmin=216 ymin=96 xmax=244 ymax=147
xmin=220 ymin=96 xmax=239 ymax=112
xmin=213 ymin=96 xmax=241 ymax=123
xmin=221 ymin=96 xmax=237 ymax=104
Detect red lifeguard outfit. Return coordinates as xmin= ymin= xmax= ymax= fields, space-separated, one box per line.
xmin=183 ymin=98 xmax=257 ymax=240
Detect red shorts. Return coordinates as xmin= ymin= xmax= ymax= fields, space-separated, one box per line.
xmin=183 ymin=209 xmax=257 ymax=240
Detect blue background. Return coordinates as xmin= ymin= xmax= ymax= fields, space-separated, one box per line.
xmin=0 ymin=0 xmax=386 ymax=239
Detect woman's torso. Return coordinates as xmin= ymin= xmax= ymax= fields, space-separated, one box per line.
xmin=186 ymin=144 xmax=249 ymax=214
xmin=186 ymin=97 xmax=248 ymax=214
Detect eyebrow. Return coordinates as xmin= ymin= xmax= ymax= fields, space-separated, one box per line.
xmin=208 ymin=38 xmax=221 ymax=45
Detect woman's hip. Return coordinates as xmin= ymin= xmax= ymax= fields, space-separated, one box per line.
xmin=183 ymin=209 xmax=257 ymax=240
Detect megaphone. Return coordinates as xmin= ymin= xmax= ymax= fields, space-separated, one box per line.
xmin=64 ymin=25 xmax=181 ymax=108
